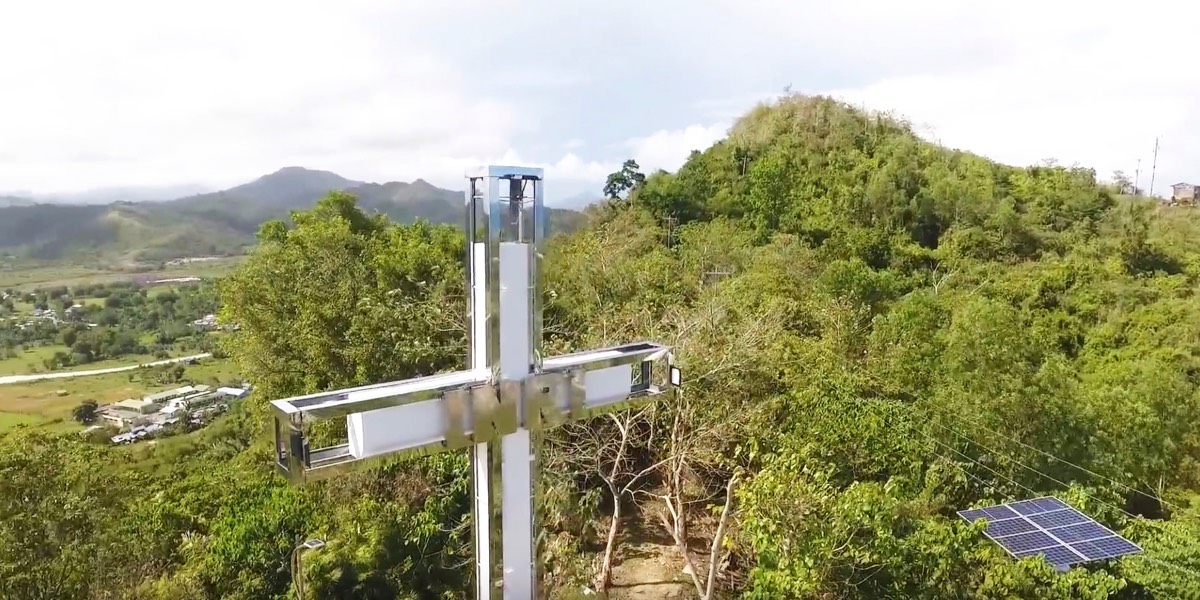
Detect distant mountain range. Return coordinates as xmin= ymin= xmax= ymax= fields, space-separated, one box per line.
xmin=0 ymin=167 xmax=587 ymax=263
xmin=0 ymin=196 xmax=36 ymax=208
xmin=10 ymin=183 xmax=216 ymax=205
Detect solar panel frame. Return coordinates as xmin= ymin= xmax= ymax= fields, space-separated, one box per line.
xmin=956 ymin=496 xmax=1142 ymax=571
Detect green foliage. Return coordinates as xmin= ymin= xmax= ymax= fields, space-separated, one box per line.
xmin=1 ymin=279 xmax=219 ymax=373
xmin=7 ymin=94 xmax=1200 ymax=598
xmin=602 ymin=159 xmax=646 ymax=200
xmin=71 ymin=400 xmax=97 ymax=424
xmin=218 ymin=192 xmax=466 ymax=402
xmin=0 ymin=431 xmax=140 ymax=599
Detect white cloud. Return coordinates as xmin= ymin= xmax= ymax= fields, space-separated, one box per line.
xmin=625 ymin=123 xmax=732 ymax=173
xmin=692 ymin=93 xmax=779 ymax=121
xmin=348 ymin=149 xmax=616 ymax=202
xmin=811 ymin=1 xmax=1200 ymax=191
xmin=2 ymin=0 xmax=1198 ymax=201
xmin=0 ymin=0 xmax=517 ymax=192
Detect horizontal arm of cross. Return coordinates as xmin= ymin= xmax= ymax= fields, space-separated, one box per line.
xmin=273 ymin=368 xmax=491 ymax=420
xmin=270 ymin=342 xmax=678 ymax=484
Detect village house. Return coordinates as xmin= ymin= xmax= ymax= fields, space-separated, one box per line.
xmin=98 ymin=407 xmax=152 ymax=429
xmin=191 ymin=314 xmax=218 ymax=330
xmin=98 ymin=384 xmax=252 ymax=442
xmin=1171 ymin=182 xmax=1198 ymax=205
xmin=97 ymin=385 xmax=212 ymax=429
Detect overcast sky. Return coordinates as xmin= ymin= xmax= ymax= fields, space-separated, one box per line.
xmin=1 ymin=0 xmax=1196 ymax=203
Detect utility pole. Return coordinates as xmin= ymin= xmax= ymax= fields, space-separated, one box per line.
xmin=1149 ymin=138 xmax=1160 ymax=198
xmin=663 ymin=215 xmax=678 ymax=249
xmin=1134 ymin=158 xmax=1141 ymax=195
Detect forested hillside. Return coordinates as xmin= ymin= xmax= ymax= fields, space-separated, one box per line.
xmin=3 ymin=94 xmax=1200 ymax=599
xmin=0 ymin=168 xmax=585 ymax=263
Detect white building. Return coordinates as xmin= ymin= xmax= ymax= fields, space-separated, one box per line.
xmin=217 ymin=387 xmax=249 ymax=399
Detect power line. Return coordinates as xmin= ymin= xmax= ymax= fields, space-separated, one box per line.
xmin=799 ymin=341 xmax=1200 ymax=548
xmin=937 ymin=448 xmax=1004 ymax=492
xmin=918 ymin=408 xmax=1200 ymax=551
xmin=928 ymin=417 xmax=1087 ymax=499
xmin=921 ymin=429 xmax=1039 ymax=497
xmin=931 ymin=405 xmax=1190 ymax=516
xmin=925 ymin=411 xmax=1134 ymax=520
xmin=876 ymin=401 xmax=1200 ymax=582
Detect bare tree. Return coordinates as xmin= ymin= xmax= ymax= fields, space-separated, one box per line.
xmin=660 ymin=471 xmax=740 ymax=600
xmin=647 ymin=278 xmax=787 ymax=598
xmin=544 ymin=408 xmax=668 ymax=593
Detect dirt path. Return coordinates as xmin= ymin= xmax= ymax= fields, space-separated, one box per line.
xmin=0 ymin=353 xmax=211 ymax=385
xmin=607 ymin=520 xmax=694 ymax=600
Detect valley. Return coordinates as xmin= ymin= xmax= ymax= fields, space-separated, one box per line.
xmin=0 ymin=166 xmax=587 ymax=264
xmin=0 ymin=268 xmax=240 ymax=439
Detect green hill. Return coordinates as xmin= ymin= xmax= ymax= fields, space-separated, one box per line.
xmin=5 ymin=95 xmax=1200 ymax=599
xmin=0 ymin=167 xmax=586 ymax=262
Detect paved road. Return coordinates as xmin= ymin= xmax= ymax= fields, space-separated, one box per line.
xmin=0 ymin=353 xmax=213 ymax=385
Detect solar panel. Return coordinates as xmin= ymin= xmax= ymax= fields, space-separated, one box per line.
xmin=956 ymin=496 xmax=1141 ymax=571
xmin=985 ymin=517 xmax=1038 ymax=538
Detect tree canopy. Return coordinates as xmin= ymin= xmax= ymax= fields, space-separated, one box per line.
xmin=4 ymin=94 xmax=1200 ymax=598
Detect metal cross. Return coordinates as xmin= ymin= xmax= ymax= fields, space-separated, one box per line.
xmin=271 ymin=165 xmax=680 ymax=599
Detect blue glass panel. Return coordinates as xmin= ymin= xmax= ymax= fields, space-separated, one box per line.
xmin=1047 ymin=521 xmax=1110 ymax=544
xmin=1028 ymin=509 xmax=1089 ymax=529
xmin=1070 ymin=536 xmax=1141 ymax=561
xmin=958 ymin=508 xmax=990 ymax=523
xmin=959 ymin=499 xmax=1140 ymax=568
xmin=982 ymin=505 xmax=1019 ymax=520
xmin=986 ymin=518 xmax=1038 ymax=538
xmin=995 ymin=530 xmax=1057 ymax=554
xmin=1009 ymin=497 xmax=1069 ymax=516
xmin=1014 ymin=545 xmax=1084 ymax=570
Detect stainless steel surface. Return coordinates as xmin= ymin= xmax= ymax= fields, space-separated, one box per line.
xmin=469 ymin=174 xmax=504 ymax=600
xmin=270 ymin=369 xmax=489 ymax=418
xmin=540 ymin=341 xmax=671 ymax=371
xmin=266 ymin=165 xmax=680 ymax=599
xmin=269 ymin=346 xmax=674 ymax=483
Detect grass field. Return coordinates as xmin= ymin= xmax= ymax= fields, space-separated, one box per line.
xmin=0 ymin=356 xmax=240 ymax=433
xmin=0 ymin=264 xmax=116 ymax=290
xmin=0 ymin=345 xmax=198 ymax=376
xmin=0 ymin=345 xmax=65 ymax=374
xmin=184 ymin=357 xmax=242 ymax=384
xmin=0 ymin=260 xmax=245 ymax=435
xmin=0 ymin=411 xmax=39 ymax=430
xmin=0 ymin=256 xmax=244 ymax=291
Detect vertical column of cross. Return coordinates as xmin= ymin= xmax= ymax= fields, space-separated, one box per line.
xmin=496 ymin=174 xmax=545 ymax=598
xmin=467 ymin=175 xmax=503 ymax=599
xmin=468 ymin=166 xmax=546 ymax=599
